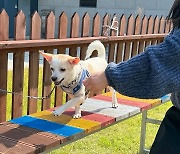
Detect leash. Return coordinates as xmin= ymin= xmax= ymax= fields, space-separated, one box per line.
xmin=0 ymin=85 xmax=56 ymax=100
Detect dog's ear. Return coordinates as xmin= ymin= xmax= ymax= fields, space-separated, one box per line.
xmin=68 ymin=57 xmax=80 ymax=65
xmin=39 ymin=51 xmax=52 ymax=62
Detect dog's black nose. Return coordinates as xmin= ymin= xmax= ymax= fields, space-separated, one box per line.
xmin=51 ymin=76 xmax=57 ymax=81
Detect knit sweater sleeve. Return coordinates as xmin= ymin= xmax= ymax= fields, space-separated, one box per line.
xmin=105 ymin=29 xmax=180 ymax=99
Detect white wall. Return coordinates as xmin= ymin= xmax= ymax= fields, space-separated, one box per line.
xmin=38 ymin=0 xmax=174 ymax=37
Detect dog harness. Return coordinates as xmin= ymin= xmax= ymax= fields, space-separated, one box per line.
xmin=60 ymin=69 xmax=90 ymax=95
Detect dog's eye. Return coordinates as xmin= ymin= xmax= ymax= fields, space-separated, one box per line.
xmin=50 ymin=67 xmax=54 ymax=71
xmin=60 ymin=68 xmax=66 ymax=72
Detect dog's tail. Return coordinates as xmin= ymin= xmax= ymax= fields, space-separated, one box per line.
xmin=85 ymin=40 xmax=106 ymax=60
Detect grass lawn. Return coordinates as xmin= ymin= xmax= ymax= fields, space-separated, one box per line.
xmin=6 ymin=68 xmax=172 ymax=154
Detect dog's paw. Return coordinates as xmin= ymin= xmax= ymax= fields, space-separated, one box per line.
xmin=52 ymin=109 xmax=63 ymax=116
xmin=112 ymin=103 xmax=118 ymax=108
xmin=112 ymin=99 xmax=118 ymax=108
xmin=73 ymin=113 xmax=82 ymax=119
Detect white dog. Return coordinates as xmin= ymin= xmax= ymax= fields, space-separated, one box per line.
xmin=40 ymin=40 xmax=118 ymax=118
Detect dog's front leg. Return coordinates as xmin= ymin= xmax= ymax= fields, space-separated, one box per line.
xmin=73 ymin=105 xmax=81 ymax=119
xmin=108 ymin=86 xmax=118 ymax=108
xmin=53 ymin=96 xmax=85 ymax=118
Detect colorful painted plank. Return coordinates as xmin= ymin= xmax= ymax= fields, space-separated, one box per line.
xmin=161 ymin=94 xmax=171 ymax=103
xmin=0 ymin=123 xmax=62 ymax=153
xmin=48 ymin=108 xmax=116 ymax=127
xmin=94 ymin=93 xmax=161 ymax=110
xmin=31 ymin=110 xmax=101 ymax=133
xmin=63 ymin=108 xmax=116 ymax=127
xmin=0 ymin=92 xmax=171 ymax=154
xmin=10 ymin=116 xmax=84 ymax=137
xmin=3 ymin=122 xmax=66 ymax=142
xmin=80 ymin=98 xmax=140 ymax=121
xmin=0 ymin=135 xmax=38 ymax=154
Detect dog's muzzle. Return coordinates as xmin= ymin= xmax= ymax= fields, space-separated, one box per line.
xmin=53 ymin=78 xmax=64 ymax=85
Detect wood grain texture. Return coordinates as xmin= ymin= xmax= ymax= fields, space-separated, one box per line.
xmin=12 ymin=10 xmax=26 ymax=119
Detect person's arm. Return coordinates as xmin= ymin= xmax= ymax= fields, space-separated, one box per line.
xmin=83 ymin=29 xmax=180 ymax=99
xmin=105 ymin=29 xmax=180 ymax=99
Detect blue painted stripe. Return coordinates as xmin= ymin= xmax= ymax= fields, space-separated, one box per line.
xmin=161 ymin=94 xmax=170 ymax=103
xmin=10 ymin=116 xmax=84 ymax=137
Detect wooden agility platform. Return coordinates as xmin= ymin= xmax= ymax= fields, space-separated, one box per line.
xmin=0 ymin=92 xmax=170 ymax=153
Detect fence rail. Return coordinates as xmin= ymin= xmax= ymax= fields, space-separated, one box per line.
xmin=0 ymin=9 xmax=171 ymax=122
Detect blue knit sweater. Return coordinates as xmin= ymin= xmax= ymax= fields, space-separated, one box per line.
xmin=105 ymin=28 xmax=180 ymax=109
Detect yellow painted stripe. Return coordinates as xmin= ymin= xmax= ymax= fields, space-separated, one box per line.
xmin=102 ymin=92 xmax=161 ymax=105
xmin=31 ymin=110 xmax=101 ymax=133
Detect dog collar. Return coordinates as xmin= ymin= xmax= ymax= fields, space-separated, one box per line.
xmin=60 ymin=69 xmax=90 ymax=95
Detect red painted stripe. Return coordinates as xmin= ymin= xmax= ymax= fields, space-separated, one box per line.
xmin=48 ymin=107 xmax=115 ymax=127
xmin=63 ymin=108 xmax=115 ymax=127
xmin=93 ymin=95 xmax=152 ymax=111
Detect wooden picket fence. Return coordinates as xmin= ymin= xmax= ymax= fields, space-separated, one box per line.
xmin=0 ymin=9 xmax=171 ymax=122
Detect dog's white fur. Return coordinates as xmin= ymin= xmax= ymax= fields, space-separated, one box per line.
xmin=40 ymin=40 xmax=118 ymax=118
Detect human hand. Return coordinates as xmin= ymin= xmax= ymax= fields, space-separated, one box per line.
xmin=83 ymin=71 xmax=108 ymax=96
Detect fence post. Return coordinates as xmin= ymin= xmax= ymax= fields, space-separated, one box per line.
xmin=55 ymin=11 xmax=68 ymax=107
xmin=12 ymin=10 xmax=26 ymax=119
xmin=42 ymin=11 xmax=55 ymax=110
xmin=28 ymin=11 xmax=41 ymax=114
xmin=131 ymin=15 xmax=141 ymax=57
xmin=69 ymin=12 xmax=79 ymax=57
xmin=80 ymin=12 xmax=90 ymax=60
xmin=0 ymin=10 xmax=8 ymax=122
xmin=124 ymin=14 xmax=134 ymax=61
xmin=116 ymin=15 xmax=126 ymax=63
xmin=138 ymin=15 xmax=148 ymax=54
xmin=91 ymin=13 xmax=100 ymax=58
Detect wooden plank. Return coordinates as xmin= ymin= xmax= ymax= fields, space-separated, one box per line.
xmin=101 ymin=13 xmax=110 ymax=36
xmin=80 ymin=12 xmax=90 ymax=60
xmin=63 ymin=108 xmax=115 ymax=127
xmin=10 ymin=116 xmax=84 ymax=137
xmin=108 ymin=15 xmax=118 ymax=63
xmin=131 ymin=15 xmax=141 ymax=57
xmin=28 ymin=11 xmax=41 ymax=114
xmin=0 ymin=123 xmax=62 ymax=152
xmin=3 ymin=122 xmax=66 ymax=142
xmin=0 ymin=10 xmax=9 ymax=122
xmin=158 ymin=16 xmax=166 ymax=44
xmin=91 ymin=13 xmax=101 ymax=57
xmin=12 ymin=10 xmax=26 ymax=119
xmin=31 ymin=110 xmax=101 ymax=133
xmin=124 ymin=15 xmax=134 ymax=61
xmin=42 ymin=11 xmax=55 ymax=110
xmin=151 ymin=16 xmax=160 ymax=45
xmin=0 ymin=34 xmax=166 ymax=51
xmin=161 ymin=94 xmax=171 ymax=103
xmin=58 ymin=11 xmax=68 ymax=39
xmin=81 ymin=98 xmax=140 ymax=121
xmin=145 ymin=16 xmax=154 ymax=47
xmin=92 ymin=13 xmax=100 ymax=37
xmin=0 ymin=9 xmax=9 ymax=41
xmin=93 ymin=95 xmax=151 ymax=111
xmin=0 ymin=135 xmax=37 ymax=154
xmin=103 ymin=92 xmax=161 ymax=104
xmin=116 ymin=15 xmax=126 ymax=63
xmin=102 ymin=92 xmax=161 ymax=108
xmin=69 ymin=12 xmax=79 ymax=57
xmin=138 ymin=15 xmax=148 ymax=54
xmin=159 ymin=16 xmax=165 ymax=34
xmin=0 ymin=52 xmax=8 ymax=122
xmin=55 ymin=12 xmax=68 ymax=107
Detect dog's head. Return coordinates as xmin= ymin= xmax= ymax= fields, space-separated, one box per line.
xmin=40 ymin=51 xmax=80 ymax=85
